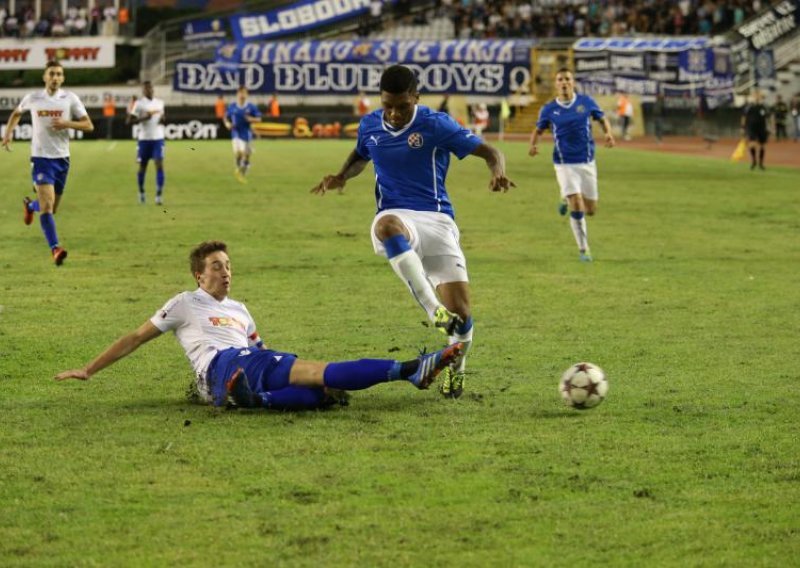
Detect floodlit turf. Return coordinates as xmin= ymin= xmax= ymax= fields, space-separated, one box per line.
xmin=1 ymin=139 xmax=799 ymax=565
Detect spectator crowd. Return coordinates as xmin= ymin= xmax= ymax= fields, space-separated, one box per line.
xmin=0 ymin=2 xmax=122 ymax=38
xmin=436 ymin=0 xmax=766 ymax=39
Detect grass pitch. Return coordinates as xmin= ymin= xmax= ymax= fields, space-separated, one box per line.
xmin=1 ymin=139 xmax=799 ymax=566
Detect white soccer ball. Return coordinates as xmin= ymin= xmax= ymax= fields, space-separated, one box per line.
xmin=559 ymin=362 xmax=608 ymax=409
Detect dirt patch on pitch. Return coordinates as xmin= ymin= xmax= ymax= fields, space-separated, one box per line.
xmin=492 ymin=134 xmax=800 ymax=169
xmin=614 ymin=136 xmax=800 ymax=169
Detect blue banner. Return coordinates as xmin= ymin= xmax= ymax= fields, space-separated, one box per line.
xmin=174 ymin=59 xmax=532 ymax=95
xmin=573 ymin=36 xmax=733 ymax=104
xmin=175 ymin=40 xmax=534 ymax=95
xmin=216 ymin=39 xmax=533 ymax=66
xmin=573 ymin=37 xmax=710 ymax=52
xmin=182 ymin=17 xmax=227 ymax=48
xmin=230 ymin=0 xmax=395 ymax=41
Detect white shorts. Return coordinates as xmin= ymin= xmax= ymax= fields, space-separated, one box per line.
xmin=370 ymin=209 xmax=469 ymax=287
xmin=232 ymin=138 xmax=253 ymax=155
xmin=554 ymin=161 xmax=598 ymax=201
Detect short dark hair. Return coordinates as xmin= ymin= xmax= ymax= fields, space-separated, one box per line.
xmin=190 ymin=241 xmax=227 ymax=275
xmin=555 ymin=67 xmax=573 ymax=76
xmin=45 ymin=60 xmax=62 ymax=70
xmin=380 ymin=65 xmax=417 ymax=95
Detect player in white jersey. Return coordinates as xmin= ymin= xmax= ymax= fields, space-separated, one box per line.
xmin=55 ymin=241 xmax=462 ymax=410
xmin=126 ymin=81 xmax=166 ymax=205
xmin=2 ymin=60 xmax=94 ymax=266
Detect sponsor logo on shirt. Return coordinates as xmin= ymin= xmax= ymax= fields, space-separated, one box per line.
xmin=36 ymin=110 xmax=64 ymax=118
xmin=407 ymin=132 xmax=423 ymax=148
xmin=208 ymin=316 xmax=247 ymax=331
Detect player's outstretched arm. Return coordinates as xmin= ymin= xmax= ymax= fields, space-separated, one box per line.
xmin=471 ymin=143 xmax=516 ymax=193
xmin=54 ymin=321 xmax=162 ymax=381
xmin=2 ymin=110 xmax=22 ymax=151
xmin=310 ymin=149 xmax=369 ymax=195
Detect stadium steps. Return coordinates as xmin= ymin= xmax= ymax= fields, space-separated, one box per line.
xmin=369 ymin=16 xmax=454 ymax=40
xmin=505 ymin=102 xmax=543 ymax=135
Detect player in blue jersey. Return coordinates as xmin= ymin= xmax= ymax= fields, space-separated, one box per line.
xmin=223 ymin=86 xmax=261 ymax=183
xmin=529 ymin=68 xmax=615 ymax=262
xmin=310 ymin=64 xmax=515 ymax=399
xmin=55 ymin=240 xmax=463 ymax=410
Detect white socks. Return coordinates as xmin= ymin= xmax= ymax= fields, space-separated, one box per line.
xmin=388 ymin=250 xmax=441 ymax=320
xmin=569 ymin=214 xmax=589 ymax=252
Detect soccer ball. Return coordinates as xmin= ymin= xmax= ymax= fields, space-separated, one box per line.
xmin=559 ymin=362 xmax=608 ymax=409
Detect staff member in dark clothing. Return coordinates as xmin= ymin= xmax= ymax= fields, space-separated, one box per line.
xmin=771 ymin=95 xmax=789 ymax=141
xmin=741 ymin=91 xmax=769 ymax=170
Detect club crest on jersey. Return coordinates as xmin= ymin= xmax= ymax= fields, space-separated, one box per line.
xmin=576 ymin=105 xmax=586 ymax=113
xmin=407 ymin=132 xmax=423 ymax=148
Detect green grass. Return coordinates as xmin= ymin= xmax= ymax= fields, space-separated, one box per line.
xmin=1 ymin=139 xmax=799 ymax=566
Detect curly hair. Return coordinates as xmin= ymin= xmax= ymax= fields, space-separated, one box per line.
xmin=189 ymin=241 xmax=227 ymax=275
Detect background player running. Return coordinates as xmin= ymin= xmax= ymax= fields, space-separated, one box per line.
xmin=127 ymin=81 xmax=166 ymax=204
xmin=223 ymin=86 xmax=262 ymax=183
xmin=529 ymin=68 xmax=614 ymax=262
xmin=2 ymin=60 xmax=94 ymax=266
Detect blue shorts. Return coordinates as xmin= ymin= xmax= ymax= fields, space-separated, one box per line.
xmin=137 ymin=140 xmax=165 ymax=163
xmin=31 ymin=157 xmax=70 ymax=194
xmin=207 ymin=347 xmax=297 ymax=406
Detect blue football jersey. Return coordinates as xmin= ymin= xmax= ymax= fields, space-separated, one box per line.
xmin=536 ymin=94 xmax=604 ymax=164
xmin=355 ymin=105 xmax=482 ymax=219
xmin=226 ymin=102 xmax=261 ymax=141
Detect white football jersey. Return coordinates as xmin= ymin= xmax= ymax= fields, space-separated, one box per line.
xmin=150 ymin=288 xmax=262 ymax=401
xmin=17 ymin=89 xmax=88 ymax=158
xmin=131 ymin=97 xmax=165 ymax=140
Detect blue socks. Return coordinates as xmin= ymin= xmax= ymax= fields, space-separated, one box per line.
xmin=323 ymin=359 xmax=395 ymax=390
xmin=455 ymin=315 xmax=473 ymax=335
xmin=28 ymin=200 xmax=41 ymax=212
xmin=39 ymin=213 xmax=59 ymax=249
xmin=261 ymin=387 xmax=325 ymax=410
xmin=137 ymin=170 xmax=145 ymax=192
xmin=384 ymin=234 xmax=412 ymax=258
xmin=156 ymin=169 xmax=165 ymax=195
